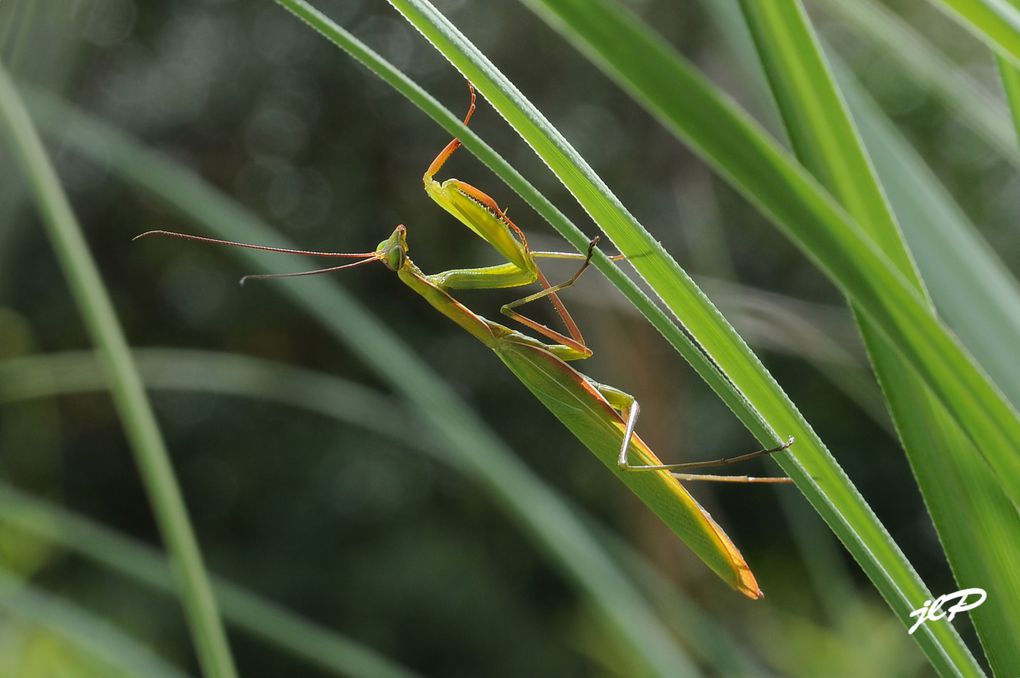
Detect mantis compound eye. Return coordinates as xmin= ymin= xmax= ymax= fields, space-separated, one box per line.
xmin=385 ymin=246 xmax=405 ymax=271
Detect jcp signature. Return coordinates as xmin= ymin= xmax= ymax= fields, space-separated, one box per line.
xmin=909 ymin=588 xmax=987 ymax=635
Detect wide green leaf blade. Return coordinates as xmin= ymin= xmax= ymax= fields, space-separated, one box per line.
xmin=836 ymin=67 xmax=1020 ymax=407
xmin=845 ymin=65 xmax=1020 ymax=673
xmin=736 ymin=1 xmax=912 ymax=261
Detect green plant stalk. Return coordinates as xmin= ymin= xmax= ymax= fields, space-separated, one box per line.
xmin=736 ymin=1 xmax=1011 ymax=673
xmin=925 ymin=0 xmax=1020 ymax=66
xmin=25 ymin=92 xmax=698 ymax=678
xmin=0 ymin=65 xmax=236 ymax=678
xmin=997 ymin=55 xmax=1020 ymax=141
xmin=0 ymin=567 xmax=192 ymax=678
xmin=381 ymin=0 xmax=980 ymax=673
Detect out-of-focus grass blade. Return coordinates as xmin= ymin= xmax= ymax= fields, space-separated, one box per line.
xmin=384 ymin=0 xmax=983 ymax=673
xmin=924 ymin=0 xmax=1020 ymax=66
xmin=0 ymin=350 xmax=407 ymax=440
xmin=997 ymin=56 xmax=1020 ymax=140
xmin=24 ymin=92 xmax=696 ymax=678
xmin=595 ymin=527 xmax=769 ymax=678
xmin=815 ymin=0 xmax=1020 ymax=162
xmin=842 ymin=63 xmax=1020 ymax=672
xmin=0 ymin=479 xmax=418 ymax=678
xmin=833 ymin=60 xmax=1020 ymax=409
xmin=735 ymin=0 xmax=1017 ymax=672
xmin=0 ymin=348 xmax=762 ymax=674
xmin=0 ymin=567 xmax=192 ymax=678
xmin=0 ymin=64 xmax=236 ymax=678
xmin=516 ymin=0 xmax=1020 ymax=515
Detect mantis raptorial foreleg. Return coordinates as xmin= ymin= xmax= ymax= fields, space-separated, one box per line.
xmin=422 ymin=82 xmax=599 ymax=350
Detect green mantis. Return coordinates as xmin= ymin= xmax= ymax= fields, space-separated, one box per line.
xmin=136 ymin=85 xmax=793 ymax=598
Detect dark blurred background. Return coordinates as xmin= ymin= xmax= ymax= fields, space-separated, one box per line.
xmin=2 ymin=0 xmax=1013 ymax=675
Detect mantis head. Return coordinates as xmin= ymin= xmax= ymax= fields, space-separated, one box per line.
xmin=376 ymin=224 xmax=409 ymax=272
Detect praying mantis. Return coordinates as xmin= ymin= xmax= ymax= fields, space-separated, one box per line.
xmin=136 ymin=85 xmax=793 ymax=599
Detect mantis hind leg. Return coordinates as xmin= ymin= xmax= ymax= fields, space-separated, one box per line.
xmin=595 ymin=383 xmax=795 ymax=484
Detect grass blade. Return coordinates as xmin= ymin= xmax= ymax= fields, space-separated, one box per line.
xmin=833 ymin=64 xmax=1020 ymax=407
xmin=997 ymin=56 xmax=1020 ymax=141
xmin=0 ymin=567 xmax=192 ymax=678
xmin=0 ymin=478 xmax=418 ymax=678
xmin=24 ymin=91 xmax=698 ymax=677
xmin=0 ymin=64 xmax=236 ymax=678
xmin=815 ymin=0 xmax=1020 ymax=163
xmin=925 ymin=0 xmax=1020 ymax=66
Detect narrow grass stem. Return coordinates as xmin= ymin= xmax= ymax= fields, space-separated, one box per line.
xmin=0 ymin=63 xmax=236 ymax=678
